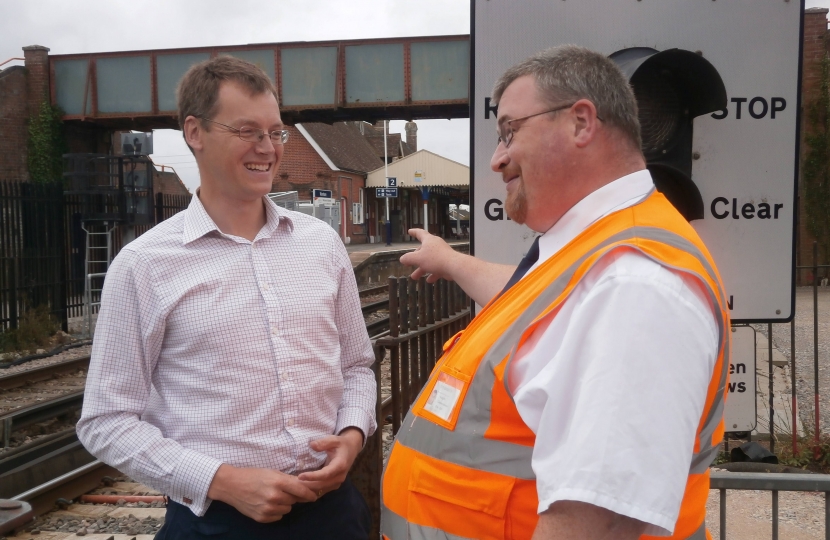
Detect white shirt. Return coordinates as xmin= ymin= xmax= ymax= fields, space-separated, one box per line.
xmin=510 ymin=170 xmax=719 ymax=536
xmin=77 ymin=194 xmax=376 ymax=517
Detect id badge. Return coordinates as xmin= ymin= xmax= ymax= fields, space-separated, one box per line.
xmin=423 ymin=372 xmax=465 ymax=422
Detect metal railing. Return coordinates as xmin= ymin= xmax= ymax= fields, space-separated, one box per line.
xmin=711 ymin=470 xmax=830 ymax=539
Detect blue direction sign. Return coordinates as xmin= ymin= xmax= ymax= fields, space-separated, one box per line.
xmin=376 ymin=188 xmax=398 ymax=198
xmin=313 ymin=189 xmax=333 ymax=198
xmin=386 ymin=177 xmax=398 ymax=187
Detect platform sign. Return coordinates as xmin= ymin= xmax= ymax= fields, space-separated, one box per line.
xmin=386 ymin=177 xmax=398 ymax=188
xmin=313 ymin=189 xmax=334 ymax=206
xmin=724 ymin=326 xmax=757 ymax=433
xmin=472 ymin=0 xmax=803 ymax=322
xmin=376 ymin=188 xmax=398 ymax=198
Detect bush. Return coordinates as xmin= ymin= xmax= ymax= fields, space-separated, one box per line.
xmin=0 ymin=305 xmax=60 ymax=353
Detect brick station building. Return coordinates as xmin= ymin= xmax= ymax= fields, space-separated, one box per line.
xmin=273 ymin=121 xmax=416 ymax=244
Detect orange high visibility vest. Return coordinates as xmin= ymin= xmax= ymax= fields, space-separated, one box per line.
xmin=381 ymin=191 xmax=731 ymax=540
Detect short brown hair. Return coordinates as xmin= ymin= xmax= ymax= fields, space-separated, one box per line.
xmin=177 ymin=56 xmax=278 ymax=146
xmin=492 ymin=45 xmax=642 ymax=153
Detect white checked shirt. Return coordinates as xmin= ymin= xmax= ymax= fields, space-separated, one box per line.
xmin=77 ymin=194 xmax=377 ymax=517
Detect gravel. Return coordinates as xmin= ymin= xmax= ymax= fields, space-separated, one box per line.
xmin=29 ymin=512 xmax=163 ymax=536
xmin=0 ymin=342 xmax=91 ymax=377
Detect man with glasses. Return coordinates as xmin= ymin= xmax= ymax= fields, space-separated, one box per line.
xmin=381 ymin=46 xmax=729 ymax=539
xmin=78 ymin=56 xmax=375 ymax=539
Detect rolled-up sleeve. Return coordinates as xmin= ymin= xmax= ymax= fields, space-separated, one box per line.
xmin=76 ymin=248 xmax=222 ymax=516
xmin=330 ymin=239 xmax=377 ymax=440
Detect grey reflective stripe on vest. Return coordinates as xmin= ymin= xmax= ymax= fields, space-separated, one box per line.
xmin=397 ymin=409 xmax=535 ymax=478
xmin=688 ymin=520 xmax=708 ymax=540
xmin=382 ymin=505 xmax=474 ymax=540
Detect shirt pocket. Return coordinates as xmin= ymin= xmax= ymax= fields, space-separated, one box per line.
xmin=407 ymin=454 xmax=515 ymax=540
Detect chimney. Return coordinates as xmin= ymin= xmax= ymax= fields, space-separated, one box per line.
xmin=23 ymin=45 xmax=50 ymax=118
xmin=405 ymin=121 xmax=418 ymax=152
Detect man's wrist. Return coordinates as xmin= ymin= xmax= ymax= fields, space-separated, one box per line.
xmin=337 ymin=427 xmax=365 ymax=452
xmin=207 ymin=463 xmax=233 ymax=502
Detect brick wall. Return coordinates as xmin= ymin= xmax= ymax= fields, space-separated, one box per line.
xmin=154 ymin=170 xmax=191 ymax=196
xmin=798 ymin=8 xmax=829 ymax=269
xmin=23 ymin=46 xmax=49 ymax=118
xmin=0 ymin=66 xmax=29 ymax=181
xmin=272 ymin=126 xmax=368 ymax=243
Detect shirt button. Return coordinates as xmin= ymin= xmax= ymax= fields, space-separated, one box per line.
xmin=287 ymin=419 xmax=295 ymax=427
xmin=262 ymin=283 xmax=270 ymax=291
xmin=271 ymin=327 xmax=278 ymax=335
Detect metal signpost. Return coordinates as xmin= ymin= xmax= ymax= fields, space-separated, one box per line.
xmin=384 ymin=122 xmax=392 ymax=245
xmin=472 ymin=0 xmax=803 ymax=430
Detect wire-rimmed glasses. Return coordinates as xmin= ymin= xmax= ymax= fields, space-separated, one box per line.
xmin=199 ymin=117 xmax=289 ymax=145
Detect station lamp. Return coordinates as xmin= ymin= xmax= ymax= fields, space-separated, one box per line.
xmin=610 ymin=48 xmax=727 ymax=221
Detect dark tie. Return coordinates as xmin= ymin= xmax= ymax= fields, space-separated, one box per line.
xmin=500 ymin=236 xmax=540 ymax=295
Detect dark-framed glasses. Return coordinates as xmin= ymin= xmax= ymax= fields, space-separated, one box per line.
xmin=199 ymin=117 xmax=290 ymax=145
xmin=496 ymin=102 xmax=577 ymax=148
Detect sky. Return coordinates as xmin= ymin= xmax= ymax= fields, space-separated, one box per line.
xmin=1 ymin=0 xmax=471 ymax=191
xmin=3 ymin=0 xmax=830 ymax=191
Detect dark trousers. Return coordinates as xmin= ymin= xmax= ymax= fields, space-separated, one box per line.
xmin=154 ymin=478 xmax=371 ymax=540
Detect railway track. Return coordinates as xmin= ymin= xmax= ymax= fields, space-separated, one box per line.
xmin=0 ymin=460 xmax=123 ymax=536
xmin=0 ymin=356 xmax=90 ymax=393
xmin=359 ymin=284 xmax=388 ymax=298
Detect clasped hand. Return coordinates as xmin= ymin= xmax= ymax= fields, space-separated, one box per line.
xmin=207 ymin=428 xmax=363 ymax=523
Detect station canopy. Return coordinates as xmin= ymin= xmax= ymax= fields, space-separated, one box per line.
xmin=366 ymin=150 xmax=469 ymax=188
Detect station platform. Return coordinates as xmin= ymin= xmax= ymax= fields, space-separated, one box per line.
xmin=345 ymin=240 xmax=468 ymax=269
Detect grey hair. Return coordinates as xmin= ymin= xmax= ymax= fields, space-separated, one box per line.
xmin=492 ymin=45 xmax=642 ymax=152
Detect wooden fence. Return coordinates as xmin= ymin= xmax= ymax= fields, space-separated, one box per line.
xmin=350 ymin=276 xmax=471 ymax=538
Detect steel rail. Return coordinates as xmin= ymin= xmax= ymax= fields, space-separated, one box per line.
xmin=0 ymin=356 xmax=90 ymax=392
xmin=0 ymin=430 xmax=78 ymax=475
xmin=12 ymin=459 xmax=120 ymax=518
xmin=362 ymin=299 xmax=390 ymax=317
xmin=359 ymin=285 xmax=388 ymax=298
xmin=1 ymin=391 xmax=84 ymax=449
xmin=366 ymin=317 xmax=390 ymax=338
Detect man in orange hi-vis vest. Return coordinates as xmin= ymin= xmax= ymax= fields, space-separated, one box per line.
xmin=381 ymin=45 xmax=730 ymax=540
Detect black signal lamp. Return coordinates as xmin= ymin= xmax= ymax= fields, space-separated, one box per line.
xmin=609 ymin=48 xmax=727 ymax=221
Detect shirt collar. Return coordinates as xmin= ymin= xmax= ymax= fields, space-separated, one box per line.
xmin=182 ymin=190 xmax=295 ymax=245
xmin=536 ymin=169 xmax=655 ymax=262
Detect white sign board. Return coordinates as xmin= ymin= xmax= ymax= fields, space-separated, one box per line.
xmin=472 ymin=0 xmax=802 ymax=322
xmin=724 ymin=326 xmax=757 ymax=433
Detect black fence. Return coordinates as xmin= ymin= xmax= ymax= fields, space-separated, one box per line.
xmin=1 ymin=181 xmax=190 ymax=331
xmin=0 ymin=182 xmax=66 ymax=332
